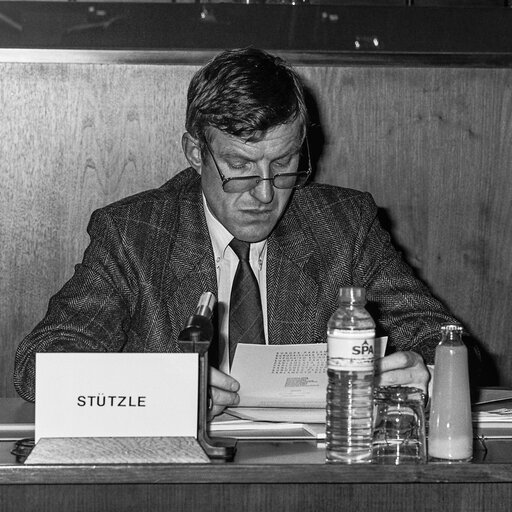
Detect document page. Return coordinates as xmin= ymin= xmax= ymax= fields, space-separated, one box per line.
xmin=227 ymin=339 xmax=387 ymax=424
xmin=231 ymin=343 xmax=327 ymax=409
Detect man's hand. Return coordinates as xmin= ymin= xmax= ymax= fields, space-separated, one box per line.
xmin=375 ymin=351 xmax=430 ymax=394
xmin=208 ymin=367 xmax=240 ymax=419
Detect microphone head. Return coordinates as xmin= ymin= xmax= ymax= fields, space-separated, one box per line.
xmin=195 ymin=292 xmax=216 ymax=319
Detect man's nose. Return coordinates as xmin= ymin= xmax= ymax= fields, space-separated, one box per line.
xmin=251 ymin=177 xmax=274 ymax=203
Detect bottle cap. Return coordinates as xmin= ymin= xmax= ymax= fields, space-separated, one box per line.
xmin=338 ymin=287 xmax=366 ymax=303
xmin=441 ymin=323 xmax=463 ymax=333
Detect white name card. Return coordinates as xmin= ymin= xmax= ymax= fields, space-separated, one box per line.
xmin=35 ymin=353 xmax=198 ymax=442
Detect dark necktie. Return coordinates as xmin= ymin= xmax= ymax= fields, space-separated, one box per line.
xmin=228 ymin=238 xmax=265 ymax=365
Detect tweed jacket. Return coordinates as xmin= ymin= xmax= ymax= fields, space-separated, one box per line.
xmin=14 ymin=168 xmax=457 ymax=401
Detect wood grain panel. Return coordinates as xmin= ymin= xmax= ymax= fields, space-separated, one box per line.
xmin=298 ymin=65 xmax=511 ymax=384
xmin=0 ymin=482 xmax=512 ymax=512
xmin=0 ymin=62 xmax=194 ymax=396
xmin=1 ymin=62 xmax=511 ymax=396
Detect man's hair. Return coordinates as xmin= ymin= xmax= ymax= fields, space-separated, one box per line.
xmin=185 ymin=47 xmax=309 ymax=144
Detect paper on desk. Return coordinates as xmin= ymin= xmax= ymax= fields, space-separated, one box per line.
xmin=209 ymin=414 xmax=319 ymax=440
xmin=473 ymin=408 xmax=512 ymax=439
xmin=471 ymin=389 xmax=512 ymax=438
xmin=228 ymin=406 xmax=327 ymax=424
xmin=472 ymin=388 xmax=512 ymax=426
xmin=210 ymin=415 xmax=307 ymax=432
xmin=227 ymin=338 xmax=387 ymax=423
xmin=473 ymin=409 xmax=512 ymax=425
xmin=473 ymin=387 xmax=512 ymax=406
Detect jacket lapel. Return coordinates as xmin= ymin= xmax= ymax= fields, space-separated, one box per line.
xmin=267 ymin=197 xmax=322 ymax=345
xmin=162 ymin=172 xmax=218 ymax=349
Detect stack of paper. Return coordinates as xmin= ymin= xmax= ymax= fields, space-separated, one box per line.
xmin=472 ymin=387 xmax=512 ymax=439
xmin=217 ymin=340 xmax=386 ymax=439
xmin=473 ymin=408 xmax=512 ymax=428
xmin=209 ymin=416 xmax=321 ymax=440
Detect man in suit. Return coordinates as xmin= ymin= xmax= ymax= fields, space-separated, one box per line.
xmin=14 ymin=48 xmax=461 ymax=416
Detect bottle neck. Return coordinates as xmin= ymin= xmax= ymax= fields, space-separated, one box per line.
xmin=440 ymin=331 xmax=464 ymax=347
xmin=339 ymin=301 xmax=365 ymax=308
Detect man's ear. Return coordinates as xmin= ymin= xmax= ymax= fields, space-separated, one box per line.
xmin=181 ymin=132 xmax=203 ymax=172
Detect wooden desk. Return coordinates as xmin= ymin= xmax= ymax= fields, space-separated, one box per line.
xmin=0 ymin=436 xmax=511 ymax=512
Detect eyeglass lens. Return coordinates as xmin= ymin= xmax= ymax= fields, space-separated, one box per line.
xmin=223 ymin=173 xmax=308 ymax=193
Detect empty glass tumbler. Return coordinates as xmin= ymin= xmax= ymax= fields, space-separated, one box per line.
xmin=372 ymin=386 xmax=427 ymax=464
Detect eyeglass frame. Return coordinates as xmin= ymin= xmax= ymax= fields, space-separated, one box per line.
xmin=202 ymin=134 xmax=312 ymax=193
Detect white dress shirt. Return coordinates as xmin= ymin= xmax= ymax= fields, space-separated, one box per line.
xmin=203 ymin=194 xmax=268 ymax=374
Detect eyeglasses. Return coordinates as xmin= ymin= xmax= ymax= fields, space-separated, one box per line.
xmin=203 ymin=137 xmax=312 ymax=193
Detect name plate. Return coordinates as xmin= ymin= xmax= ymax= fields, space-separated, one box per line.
xmin=35 ymin=353 xmax=198 ymax=442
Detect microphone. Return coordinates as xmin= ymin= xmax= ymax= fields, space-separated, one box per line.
xmin=178 ymin=292 xmax=236 ymax=459
xmin=178 ymin=292 xmax=216 ymax=343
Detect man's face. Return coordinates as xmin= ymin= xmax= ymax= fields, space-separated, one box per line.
xmin=196 ymin=119 xmax=303 ymax=243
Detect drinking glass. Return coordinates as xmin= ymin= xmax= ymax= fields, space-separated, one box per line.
xmin=372 ymin=385 xmax=427 ymax=464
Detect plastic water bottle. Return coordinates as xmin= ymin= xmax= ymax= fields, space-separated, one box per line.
xmin=428 ymin=323 xmax=473 ymax=462
xmin=326 ymin=287 xmax=376 ymax=463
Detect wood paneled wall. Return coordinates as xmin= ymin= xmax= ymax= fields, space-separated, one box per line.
xmin=1 ymin=62 xmax=510 ymax=396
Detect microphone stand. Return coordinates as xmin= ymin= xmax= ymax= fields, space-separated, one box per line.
xmin=179 ymin=292 xmax=237 ymax=461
